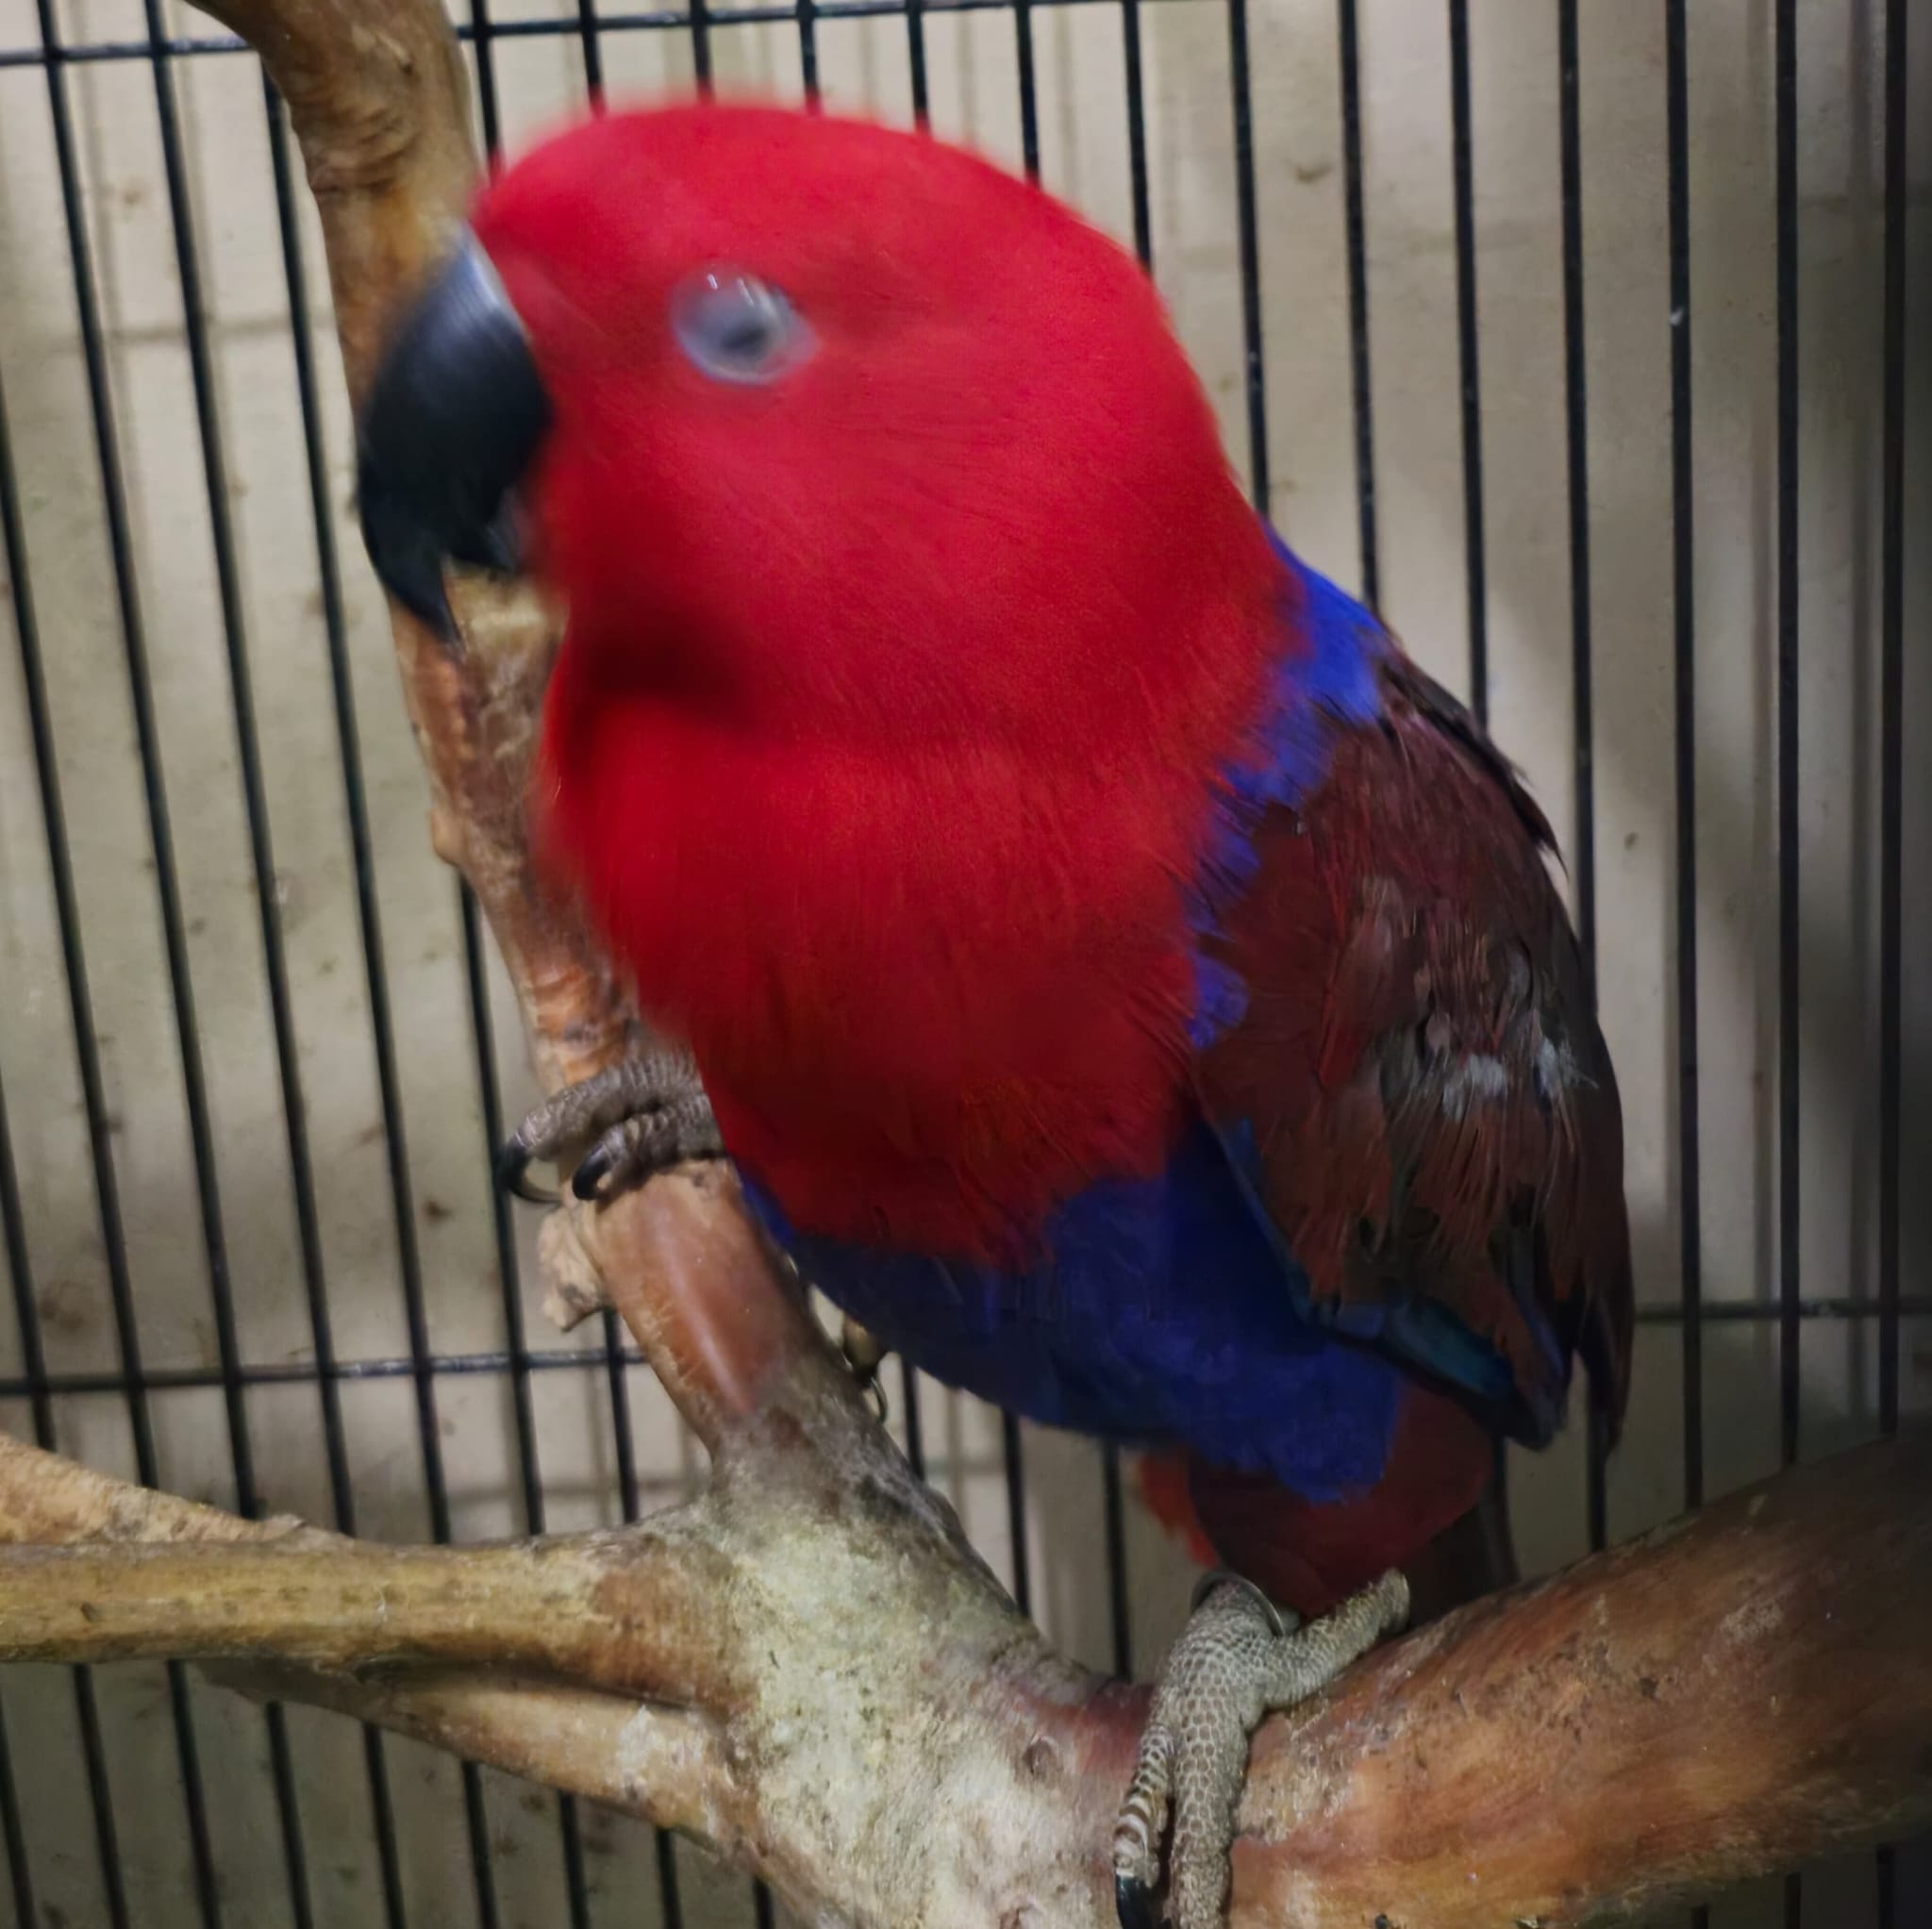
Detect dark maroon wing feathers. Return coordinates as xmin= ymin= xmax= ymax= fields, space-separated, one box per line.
xmin=1195 ymin=653 xmax=1635 ymax=1448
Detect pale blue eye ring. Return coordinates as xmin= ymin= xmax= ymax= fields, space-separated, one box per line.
xmin=670 ymin=269 xmax=813 ymax=385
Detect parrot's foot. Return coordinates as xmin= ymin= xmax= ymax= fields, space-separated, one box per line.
xmin=497 ymin=1053 xmax=724 ymax=1206
xmin=1111 ymin=1569 xmax=1409 ymax=1929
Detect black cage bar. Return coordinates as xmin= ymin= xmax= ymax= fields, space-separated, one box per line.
xmin=0 ymin=3 xmax=1921 ymax=1926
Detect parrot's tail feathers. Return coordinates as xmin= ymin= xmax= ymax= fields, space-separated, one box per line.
xmin=1153 ymin=1384 xmax=1495 ymax=1623
xmin=1398 ymin=1456 xmax=1519 ymax=1624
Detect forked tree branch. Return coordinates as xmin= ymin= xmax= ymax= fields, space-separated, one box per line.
xmin=0 ymin=1434 xmax=743 ymax=1842
xmin=0 ymin=1419 xmax=1927 ymax=1925
xmin=0 ymin=0 xmax=1914 ymax=1922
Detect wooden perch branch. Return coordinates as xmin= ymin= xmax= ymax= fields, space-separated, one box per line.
xmin=1241 ymin=1430 xmax=1932 ymax=1924
xmin=0 ymin=1436 xmax=744 ymax=1841
xmin=200 ymin=0 xmax=828 ymax=1454
xmin=1 ymin=1422 xmax=1928 ymax=1925
xmin=0 ymin=0 xmax=1885 ymax=1922
xmin=0 ymin=1526 xmax=726 ymax=1704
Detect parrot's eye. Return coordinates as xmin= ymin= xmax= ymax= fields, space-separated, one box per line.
xmin=671 ymin=269 xmax=813 ymax=386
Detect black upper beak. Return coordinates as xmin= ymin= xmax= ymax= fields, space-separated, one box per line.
xmin=356 ymin=234 xmax=552 ymax=646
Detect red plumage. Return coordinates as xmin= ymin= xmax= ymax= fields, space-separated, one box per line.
xmin=483 ymin=103 xmax=1290 ymax=1258
xmin=461 ymin=101 xmax=1633 ymax=1620
xmin=1138 ymin=1382 xmax=1497 ymax=1617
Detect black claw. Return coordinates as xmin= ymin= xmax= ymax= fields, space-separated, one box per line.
xmin=1115 ymin=1871 xmax=1158 ymax=1929
xmin=571 ymin=1139 xmax=618 ymax=1202
xmin=495 ymin=1136 xmax=559 ymax=1207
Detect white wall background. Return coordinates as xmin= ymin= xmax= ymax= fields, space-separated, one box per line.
xmin=0 ymin=0 xmax=1925 ymax=1924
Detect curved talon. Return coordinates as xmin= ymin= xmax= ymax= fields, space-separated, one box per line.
xmin=501 ymin=1059 xmax=724 ymax=1210
xmin=496 ymin=1137 xmax=561 ymax=1207
xmin=1112 ymin=1714 xmax=1173 ymax=1921
xmin=571 ymin=1136 xmax=621 ymax=1203
xmin=1114 ymin=1872 xmax=1158 ymax=1929
xmin=865 ymin=1372 xmax=890 ymax=1426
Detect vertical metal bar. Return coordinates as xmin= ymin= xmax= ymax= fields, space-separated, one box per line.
xmin=1557 ymin=0 xmax=1594 ymax=1006
xmin=402 ymin=762 xmax=498 ymax=1898
xmin=1774 ymin=0 xmax=1801 ymax=1470
xmin=898 ymin=1361 xmax=927 ymax=1476
xmin=31 ymin=9 xmax=248 ymax=1919
xmin=461 ymin=1768 xmax=501 ymax=1929
xmin=633 ymin=1421 xmax=688 ymax=1929
xmin=0 ymin=345 xmax=136 ymax=1929
xmin=1557 ymin=0 xmax=1607 ymax=1554
xmin=557 ymin=0 xmax=651 ymax=1586
xmin=690 ymin=0 xmax=714 ymax=97
xmin=258 ymin=79 xmax=413 ymax=1929
xmin=1014 ymin=0 xmax=1040 ymax=178
xmin=595 ymin=1317 xmax=641 ymax=1525
xmin=135 ymin=0 xmax=270 ymax=1553
xmin=1774 ymin=5 xmax=1801 ymax=1912
xmin=0 ymin=1078 xmax=50 ymax=1929
xmin=576 ymin=0 xmax=605 ymax=96
xmin=1664 ymin=0 xmax=1703 ymax=1535
xmin=0 ymin=1667 xmax=33 ymax=1928
xmin=655 ymin=1831 xmax=686 ymax=1929
xmin=1119 ymin=0 xmax=1150 ymax=264
xmin=469 ymin=0 xmax=502 ymax=158
xmin=1667 ymin=12 xmax=1705 ymax=1899
xmin=450 ymin=30 xmax=594 ymax=1929
xmin=513 ymin=38 xmax=684 ymax=1922
xmin=979 ymin=0 xmax=1052 ymax=1648
xmin=525 ymin=27 xmax=685 ymax=1925
xmin=458 ymin=891 xmax=592 ymax=1929
xmin=1875 ymin=0 xmax=1905 ymax=1453
xmin=1874 ymin=1852 xmax=1900 ymax=1922
xmin=1225 ymin=0 xmax=1268 ymax=509
xmin=1099 ymin=1444 xmax=1133 ymax=1678
xmin=1874 ymin=5 xmax=1906 ymax=1921
xmin=797 ymin=0 xmax=820 ymax=103
xmin=1000 ymin=1411 xmax=1033 ymax=1614
xmin=0 ymin=1085 xmax=130 ymax=1929
xmin=1336 ymin=0 xmax=1377 ymax=606
xmin=877 ymin=0 xmax=913 ymax=122
xmin=1096 ymin=0 xmax=1163 ymax=1673
xmin=141 ymin=14 xmax=354 ymax=1919
xmin=637 ymin=1343 xmax=686 ymax=1929
xmin=548 ymin=0 xmax=669 ymax=1851
xmin=1445 ymin=0 xmax=1487 ymax=721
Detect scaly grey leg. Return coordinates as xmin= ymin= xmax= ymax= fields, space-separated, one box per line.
xmin=1112 ymin=1569 xmax=1409 ymax=1929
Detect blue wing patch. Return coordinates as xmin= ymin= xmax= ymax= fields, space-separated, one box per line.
xmin=741 ymin=1118 xmax=1407 ymax=1505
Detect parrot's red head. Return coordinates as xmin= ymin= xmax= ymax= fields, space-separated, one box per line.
xmin=355 ymin=101 xmax=1292 ymax=1255
xmin=362 ymin=102 xmax=1274 ymax=739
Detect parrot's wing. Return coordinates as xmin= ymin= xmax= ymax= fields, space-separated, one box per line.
xmin=1193 ymin=651 xmax=1634 ymax=1451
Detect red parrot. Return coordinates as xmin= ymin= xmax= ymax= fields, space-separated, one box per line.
xmin=355 ymin=100 xmax=1632 ymax=1927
